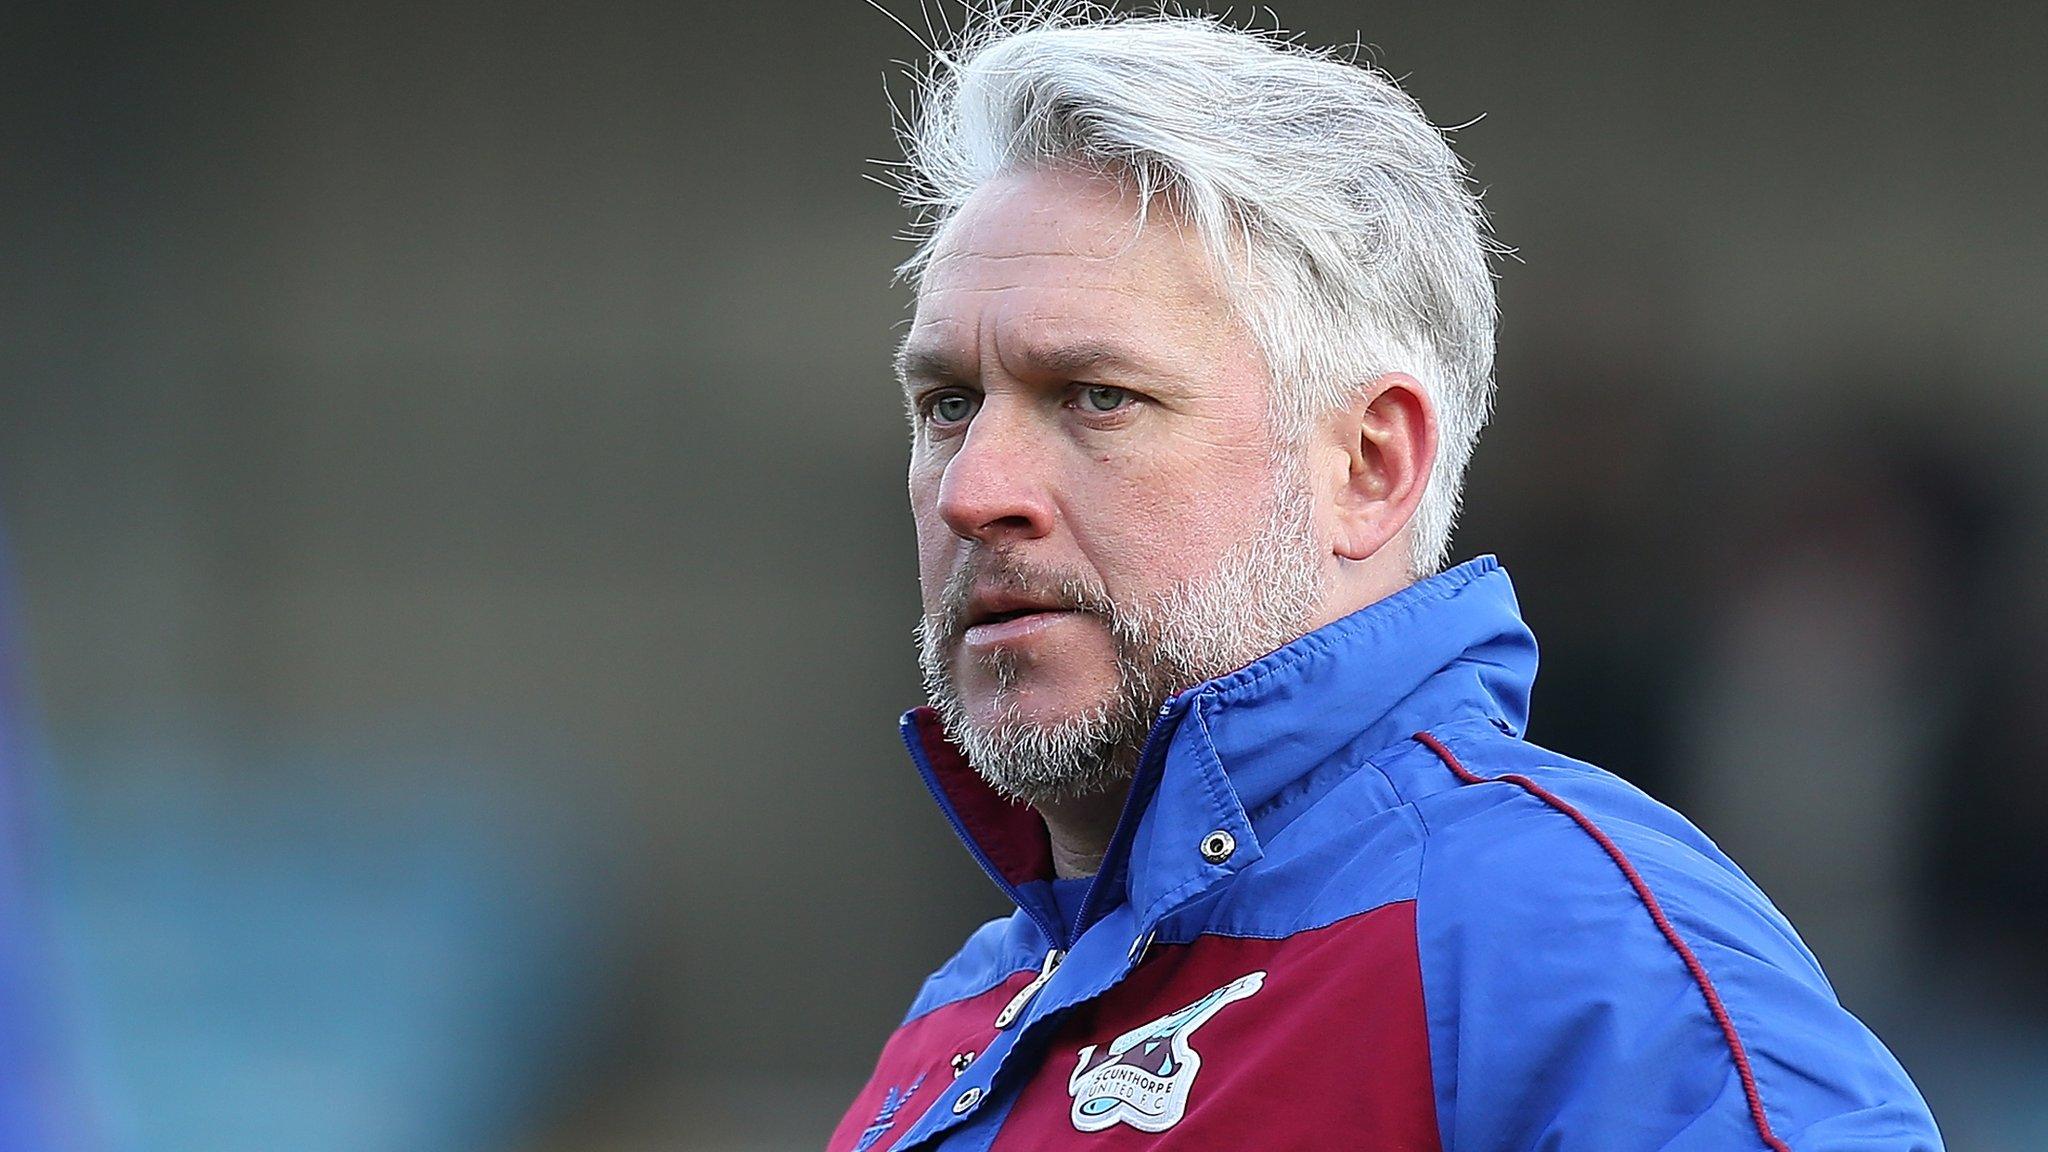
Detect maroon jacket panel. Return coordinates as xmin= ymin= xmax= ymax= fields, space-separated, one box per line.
xmin=990 ymin=900 xmax=1438 ymax=1150
xmin=829 ymin=969 xmax=1040 ymax=1152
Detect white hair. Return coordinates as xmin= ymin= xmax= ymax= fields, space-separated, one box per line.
xmin=884 ymin=4 xmax=1501 ymax=574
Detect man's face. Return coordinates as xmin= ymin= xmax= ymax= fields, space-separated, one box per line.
xmin=902 ymin=167 xmax=1327 ymax=804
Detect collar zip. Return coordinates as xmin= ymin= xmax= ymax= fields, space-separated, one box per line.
xmin=993 ymin=946 xmax=1062 ymax=1029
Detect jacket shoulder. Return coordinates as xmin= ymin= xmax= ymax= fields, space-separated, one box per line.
xmin=1408 ymin=722 xmax=1941 ymax=1150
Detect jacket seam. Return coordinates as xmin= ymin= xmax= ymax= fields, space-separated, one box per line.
xmin=1359 ymin=712 xmax=1504 ymax=837
xmin=900 ymin=958 xmax=1040 ymax=1027
xmin=1154 ymin=894 xmax=1418 ymax=944
xmin=1412 ymin=728 xmax=1794 ymax=1152
xmin=1364 ymin=743 xmax=1425 ymax=835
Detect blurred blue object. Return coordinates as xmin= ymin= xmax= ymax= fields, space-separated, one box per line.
xmin=50 ymin=722 xmax=622 ymax=1152
xmin=0 ymin=525 xmax=79 ymax=1150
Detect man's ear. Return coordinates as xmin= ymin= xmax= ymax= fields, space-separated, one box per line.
xmin=1329 ymin=373 xmax=1437 ymax=562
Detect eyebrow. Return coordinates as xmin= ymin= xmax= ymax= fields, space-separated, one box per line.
xmin=895 ymin=338 xmax=1157 ymax=389
xmin=895 ymin=341 xmax=966 ymax=389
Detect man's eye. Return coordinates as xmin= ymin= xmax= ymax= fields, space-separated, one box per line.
xmin=1080 ymin=385 xmax=1131 ymax=413
xmin=927 ymin=393 xmax=976 ymax=425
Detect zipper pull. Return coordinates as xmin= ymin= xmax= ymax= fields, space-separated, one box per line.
xmin=994 ymin=948 xmax=1062 ymax=1030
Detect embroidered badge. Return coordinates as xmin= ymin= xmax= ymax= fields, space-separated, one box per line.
xmin=1068 ymin=970 xmax=1266 ymax=1132
xmin=852 ymin=1071 xmax=924 ymax=1152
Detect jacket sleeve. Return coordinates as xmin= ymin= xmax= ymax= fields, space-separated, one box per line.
xmin=1413 ymin=769 xmax=1943 ymax=1151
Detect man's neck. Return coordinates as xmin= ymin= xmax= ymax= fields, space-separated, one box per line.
xmin=1038 ymin=786 xmax=1129 ymax=879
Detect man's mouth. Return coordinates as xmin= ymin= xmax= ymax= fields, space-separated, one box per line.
xmin=961 ymin=591 xmax=1083 ymax=647
xmin=972 ymin=606 xmax=1059 ymax=626
xmin=963 ymin=608 xmax=1076 ymax=647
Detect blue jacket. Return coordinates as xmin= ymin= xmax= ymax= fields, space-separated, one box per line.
xmin=831 ymin=556 xmax=1943 ymax=1150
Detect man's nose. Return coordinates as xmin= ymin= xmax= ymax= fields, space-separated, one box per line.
xmin=934 ymin=400 xmax=1058 ymax=545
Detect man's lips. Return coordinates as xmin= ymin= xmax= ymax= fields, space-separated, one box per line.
xmin=962 ymin=607 xmax=1084 ymax=648
xmin=964 ymin=587 xmax=1069 ymax=628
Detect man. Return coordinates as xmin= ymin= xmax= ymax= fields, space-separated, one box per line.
xmin=832 ymin=10 xmax=1943 ymax=1150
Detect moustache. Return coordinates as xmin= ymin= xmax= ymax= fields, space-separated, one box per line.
xmin=930 ymin=551 xmax=1114 ymax=647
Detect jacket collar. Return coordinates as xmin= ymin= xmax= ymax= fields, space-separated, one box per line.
xmin=900 ymin=555 xmax=1537 ymax=947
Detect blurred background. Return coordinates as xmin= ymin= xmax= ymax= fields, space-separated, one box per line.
xmin=1 ymin=1 xmax=2043 ymax=1149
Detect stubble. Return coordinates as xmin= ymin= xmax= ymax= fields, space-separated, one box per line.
xmin=916 ymin=457 xmax=1325 ymax=808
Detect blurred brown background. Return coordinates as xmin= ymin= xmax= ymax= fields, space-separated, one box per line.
xmin=1 ymin=2 xmax=2043 ymax=1149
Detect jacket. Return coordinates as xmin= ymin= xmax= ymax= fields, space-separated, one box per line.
xmin=829 ymin=556 xmax=1943 ymax=1150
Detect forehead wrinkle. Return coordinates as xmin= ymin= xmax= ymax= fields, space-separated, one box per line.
xmin=905 ymin=290 xmax=1214 ymax=394
xmin=922 ymin=240 xmax=1207 ymax=295
xmin=907 ymin=208 xmax=1237 ymax=394
xmin=919 ymin=280 xmax=1169 ymax=304
xmin=925 ymin=246 xmax=1134 ymax=267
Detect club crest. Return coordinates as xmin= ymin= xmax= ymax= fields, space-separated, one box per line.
xmin=1068 ymin=970 xmax=1265 ymax=1132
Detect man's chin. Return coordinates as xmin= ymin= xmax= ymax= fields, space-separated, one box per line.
xmin=949 ymin=699 xmax=1144 ymax=809
xmin=959 ymin=686 xmax=1118 ymax=734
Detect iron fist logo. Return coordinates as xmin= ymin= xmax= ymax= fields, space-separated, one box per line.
xmin=1068 ymin=971 xmax=1266 ymax=1132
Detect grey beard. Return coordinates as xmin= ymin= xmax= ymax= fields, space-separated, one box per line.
xmin=915 ymin=466 xmax=1324 ymax=809
xmin=918 ymin=606 xmax=1168 ymax=808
